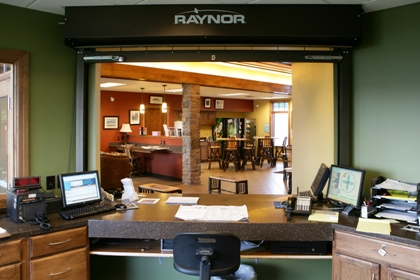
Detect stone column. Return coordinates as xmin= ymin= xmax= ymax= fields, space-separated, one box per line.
xmin=182 ymin=84 xmax=201 ymax=185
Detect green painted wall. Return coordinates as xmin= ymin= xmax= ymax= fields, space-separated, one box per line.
xmin=91 ymin=255 xmax=332 ymax=280
xmin=1 ymin=2 xmax=420 ymax=279
xmin=0 ymin=4 xmax=76 ymax=192
xmin=352 ymin=3 xmax=420 ymax=197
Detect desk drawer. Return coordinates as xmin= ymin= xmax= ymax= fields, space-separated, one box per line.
xmin=334 ymin=230 xmax=420 ymax=273
xmin=0 ymin=239 xmax=22 ymax=266
xmin=29 ymin=227 xmax=87 ymax=258
xmin=0 ymin=263 xmax=21 ymax=280
xmin=30 ymin=247 xmax=88 ymax=280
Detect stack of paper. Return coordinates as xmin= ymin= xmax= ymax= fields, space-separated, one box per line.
xmin=174 ymin=205 xmax=249 ymax=222
xmin=308 ymin=210 xmax=339 ymax=223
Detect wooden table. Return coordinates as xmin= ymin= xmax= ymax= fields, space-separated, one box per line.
xmin=138 ymin=183 xmax=182 ymax=193
xmin=208 ymin=175 xmax=248 ymax=194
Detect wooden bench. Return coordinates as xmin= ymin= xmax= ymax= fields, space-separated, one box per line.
xmin=208 ymin=176 xmax=248 ymax=194
xmin=138 ymin=183 xmax=182 ymax=193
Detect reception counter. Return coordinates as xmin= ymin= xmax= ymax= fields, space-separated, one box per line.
xmin=2 ymin=193 xmax=420 ymax=279
xmin=109 ymin=136 xmax=183 ymax=179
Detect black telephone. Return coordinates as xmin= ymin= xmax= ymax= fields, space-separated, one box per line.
xmin=285 ymin=196 xmax=312 ymax=221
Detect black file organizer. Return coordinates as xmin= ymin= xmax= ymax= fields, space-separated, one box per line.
xmin=371 ymin=176 xmax=420 ymax=225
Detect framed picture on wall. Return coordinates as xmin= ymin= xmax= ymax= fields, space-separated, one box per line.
xmin=129 ymin=110 xmax=140 ymax=125
xmin=204 ymin=98 xmax=211 ymax=108
xmin=150 ymin=96 xmax=163 ymax=104
xmin=103 ymin=116 xmax=119 ymax=130
xmin=215 ymin=100 xmax=224 ymax=109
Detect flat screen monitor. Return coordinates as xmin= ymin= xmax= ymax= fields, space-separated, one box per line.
xmin=58 ymin=170 xmax=102 ymax=208
xmin=325 ymin=165 xmax=365 ymax=215
xmin=310 ymin=163 xmax=330 ymax=197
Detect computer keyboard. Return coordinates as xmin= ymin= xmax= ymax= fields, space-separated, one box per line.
xmin=298 ymin=190 xmax=312 ymax=197
xmin=59 ymin=201 xmax=116 ymax=220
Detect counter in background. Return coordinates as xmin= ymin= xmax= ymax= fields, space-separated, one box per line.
xmin=109 ymin=136 xmax=182 ymax=179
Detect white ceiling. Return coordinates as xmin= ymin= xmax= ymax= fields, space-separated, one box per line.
xmin=3 ymin=0 xmax=418 ymax=100
xmin=0 ymin=0 xmax=419 ymax=15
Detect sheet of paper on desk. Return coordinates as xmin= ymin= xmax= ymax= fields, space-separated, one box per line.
xmin=166 ymin=196 xmax=199 ymax=204
xmin=174 ymin=205 xmax=249 ymax=222
xmin=0 ymin=227 xmax=11 ymax=239
xmin=376 ymin=179 xmax=417 ymax=192
xmin=138 ymin=198 xmax=160 ymax=204
xmin=356 ymin=218 xmax=391 ymax=235
xmin=308 ymin=210 xmax=339 ymax=223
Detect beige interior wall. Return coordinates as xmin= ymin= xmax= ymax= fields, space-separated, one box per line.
xmin=292 ymin=63 xmax=335 ymax=192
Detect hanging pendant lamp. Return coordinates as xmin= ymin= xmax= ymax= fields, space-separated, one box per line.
xmin=139 ymin=87 xmax=145 ymax=114
xmin=162 ymin=84 xmax=167 ymax=113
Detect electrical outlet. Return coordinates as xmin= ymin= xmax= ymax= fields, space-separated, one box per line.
xmin=46 ymin=175 xmax=55 ymax=190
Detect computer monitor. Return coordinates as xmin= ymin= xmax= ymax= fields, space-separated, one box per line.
xmin=325 ymin=165 xmax=365 ymax=215
xmin=58 ymin=170 xmax=102 ymax=209
xmin=310 ymin=163 xmax=330 ymax=198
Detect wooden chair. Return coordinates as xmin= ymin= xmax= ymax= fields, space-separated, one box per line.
xmin=222 ymin=137 xmax=240 ymax=172
xmin=123 ymin=144 xmax=141 ymax=176
xmin=241 ymin=141 xmax=256 ymax=170
xmin=259 ymin=136 xmax=274 ymax=167
xmin=207 ymin=141 xmax=222 ymax=169
xmin=282 ymin=145 xmax=292 ymax=194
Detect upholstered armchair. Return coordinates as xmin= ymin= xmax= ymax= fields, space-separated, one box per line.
xmin=100 ymin=152 xmax=133 ymax=191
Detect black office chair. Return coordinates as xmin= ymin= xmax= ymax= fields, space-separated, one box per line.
xmin=173 ymin=232 xmax=241 ymax=280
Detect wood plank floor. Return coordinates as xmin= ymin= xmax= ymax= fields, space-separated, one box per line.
xmin=132 ymin=161 xmax=288 ymax=195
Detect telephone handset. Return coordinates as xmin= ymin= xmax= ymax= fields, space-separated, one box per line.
xmin=285 ymin=196 xmax=312 ymax=221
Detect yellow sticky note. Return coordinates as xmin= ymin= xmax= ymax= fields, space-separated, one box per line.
xmin=356 ymin=218 xmax=391 ymax=235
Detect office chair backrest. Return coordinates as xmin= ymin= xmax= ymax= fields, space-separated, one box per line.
xmin=173 ymin=232 xmax=241 ymax=280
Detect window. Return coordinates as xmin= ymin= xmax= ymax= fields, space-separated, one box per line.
xmin=0 ymin=63 xmax=12 ymax=193
xmin=271 ymin=101 xmax=290 ymax=146
xmin=0 ymin=49 xmax=29 ymax=204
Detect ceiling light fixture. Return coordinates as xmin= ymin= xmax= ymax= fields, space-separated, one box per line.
xmin=139 ymin=88 xmax=145 ymax=114
xmin=162 ymin=85 xmax=167 ymax=113
xmin=100 ymin=82 xmax=126 ymax=88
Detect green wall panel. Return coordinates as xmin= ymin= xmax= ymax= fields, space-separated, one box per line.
xmin=90 ymin=256 xmax=332 ymax=280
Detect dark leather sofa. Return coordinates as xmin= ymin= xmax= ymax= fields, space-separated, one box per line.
xmin=100 ymin=152 xmax=133 ymax=191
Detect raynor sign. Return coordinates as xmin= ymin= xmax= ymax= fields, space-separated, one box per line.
xmin=174 ymin=8 xmax=246 ymax=25
xmin=64 ymin=4 xmax=362 ymax=48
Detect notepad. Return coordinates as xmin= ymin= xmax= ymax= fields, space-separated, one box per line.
xmin=166 ymin=196 xmax=199 ymax=204
xmin=308 ymin=210 xmax=339 ymax=223
xmin=356 ymin=218 xmax=391 ymax=235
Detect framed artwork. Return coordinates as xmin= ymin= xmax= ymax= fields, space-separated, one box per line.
xmin=150 ymin=96 xmax=163 ymax=104
xmin=204 ymin=98 xmax=211 ymax=108
xmin=215 ymin=100 xmax=224 ymax=109
xmin=103 ymin=116 xmax=119 ymax=130
xmin=129 ymin=110 xmax=140 ymax=125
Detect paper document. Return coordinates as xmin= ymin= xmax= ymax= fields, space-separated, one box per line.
xmin=376 ymin=179 xmax=417 ymax=192
xmin=166 ymin=196 xmax=199 ymax=205
xmin=308 ymin=210 xmax=339 ymax=223
xmin=137 ymin=198 xmax=160 ymax=204
xmin=379 ymin=201 xmax=415 ymax=211
xmin=375 ymin=209 xmax=417 ymax=222
xmin=357 ymin=218 xmax=391 ymax=235
xmin=174 ymin=205 xmax=249 ymax=222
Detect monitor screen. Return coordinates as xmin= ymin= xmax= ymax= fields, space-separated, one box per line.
xmin=325 ymin=165 xmax=365 ymax=211
xmin=310 ymin=163 xmax=330 ymax=197
xmin=59 ymin=170 xmax=102 ymax=208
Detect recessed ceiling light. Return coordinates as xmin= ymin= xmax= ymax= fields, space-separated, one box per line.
xmin=218 ymin=93 xmax=249 ymax=96
xmin=100 ymin=82 xmax=126 ymax=88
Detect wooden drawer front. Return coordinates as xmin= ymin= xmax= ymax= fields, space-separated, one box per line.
xmin=30 ymin=227 xmax=87 ymax=258
xmin=30 ymin=247 xmax=88 ymax=280
xmin=0 ymin=263 xmax=21 ymax=280
xmin=0 ymin=239 xmax=22 ymax=266
xmin=334 ymin=230 xmax=420 ymax=274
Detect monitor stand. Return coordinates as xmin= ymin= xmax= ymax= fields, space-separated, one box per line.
xmin=341 ymin=205 xmax=354 ymax=215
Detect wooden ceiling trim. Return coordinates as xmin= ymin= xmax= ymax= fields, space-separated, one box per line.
xmin=101 ymin=63 xmax=292 ymax=94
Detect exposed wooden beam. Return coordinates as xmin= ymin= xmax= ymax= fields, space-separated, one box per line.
xmin=101 ymin=63 xmax=291 ymax=94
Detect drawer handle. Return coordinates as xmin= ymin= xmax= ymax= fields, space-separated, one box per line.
xmin=50 ymin=268 xmax=72 ymax=277
xmin=49 ymin=239 xmax=71 ymax=246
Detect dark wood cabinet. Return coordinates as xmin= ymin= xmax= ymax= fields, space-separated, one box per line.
xmin=333 ymin=230 xmax=420 ymax=280
xmin=200 ymin=111 xmax=216 ymax=126
xmin=200 ymin=141 xmax=209 ymax=162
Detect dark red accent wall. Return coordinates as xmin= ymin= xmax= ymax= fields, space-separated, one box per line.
xmin=100 ymin=90 xmax=253 ymax=151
